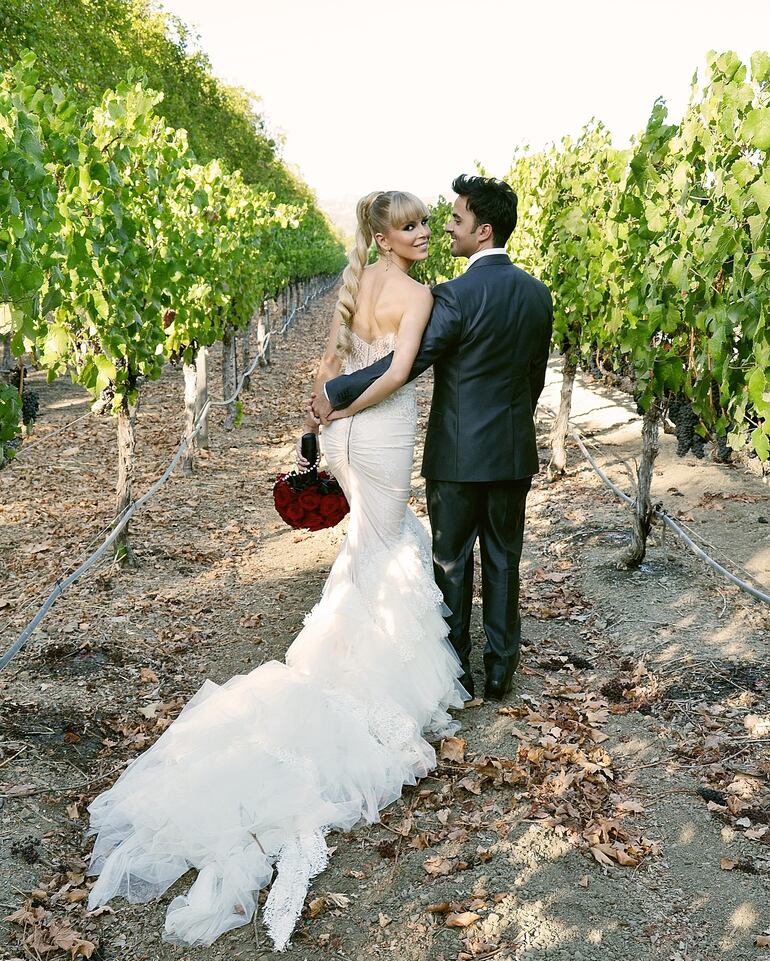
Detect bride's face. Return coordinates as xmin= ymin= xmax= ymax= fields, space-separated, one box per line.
xmin=377 ymin=215 xmax=431 ymax=266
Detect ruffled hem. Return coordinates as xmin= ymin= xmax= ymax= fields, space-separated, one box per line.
xmin=86 ymin=510 xmax=466 ymax=950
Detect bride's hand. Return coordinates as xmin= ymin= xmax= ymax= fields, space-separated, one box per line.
xmin=295 ymin=431 xmax=317 ymax=469
xmin=326 ymin=407 xmax=351 ymax=422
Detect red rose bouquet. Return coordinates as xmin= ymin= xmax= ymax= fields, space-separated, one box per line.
xmin=273 ymin=433 xmax=349 ymax=531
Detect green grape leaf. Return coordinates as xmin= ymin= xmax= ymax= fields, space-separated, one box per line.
xmin=741 ymin=108 xmax=770 ymax=149
xmin=751 ymin=427 xmax=769 ymax=461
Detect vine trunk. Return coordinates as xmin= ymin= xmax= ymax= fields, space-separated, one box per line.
xmin=548 ymin=349 xmax=577 ymax=481
xmin=114 ymin=397 xmax=139 ymax=568
xmin=618 ymin=398 xmax=661 ymax=569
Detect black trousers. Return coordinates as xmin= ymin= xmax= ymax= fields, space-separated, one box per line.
xmin=426 ymin=476 xmax=532 ymax=675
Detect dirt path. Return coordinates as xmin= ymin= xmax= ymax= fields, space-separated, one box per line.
xmin=1 ymin=297 xmax=769 ymax=961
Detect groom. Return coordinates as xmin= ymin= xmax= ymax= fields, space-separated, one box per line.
xmin=314 ymin=175 xmax=552 ymax=700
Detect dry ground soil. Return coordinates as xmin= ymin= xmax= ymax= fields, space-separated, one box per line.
xmin=1 ymin=290 xmax=769 ymax=961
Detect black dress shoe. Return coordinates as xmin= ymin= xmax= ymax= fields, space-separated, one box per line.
xmin=484 ymin=650 xmax=521 ymax=701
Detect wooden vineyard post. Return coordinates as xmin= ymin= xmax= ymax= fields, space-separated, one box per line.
xmin=258 ymin=301 xmax=270 ymax=366
xmin=222 ymin=328 xmax=238 ymax=431
xmin=241 ymin=318 xmax=252 ymax=391
xmin=182 ymin=362 xmax=197 ymax=475
xmin=195 ymin=346 xmax=209 ymax=450
xmin=282 ymin=287 xmax=289 ymax=338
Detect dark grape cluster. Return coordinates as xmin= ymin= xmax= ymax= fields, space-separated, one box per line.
xmin=585 ymin=351 xmax=602 ymax=381
xmin=691 ymin=432 xmax=705 ymax=459
xmin=21 ymin=388 xmax=39 ymax=425
xmin=668 ymin=397 xmax=701 ymax=457
xmin=710 ymin=380 xmax=732 ymax=463
xmin=667 ymin=396 xmax=729 ymax=460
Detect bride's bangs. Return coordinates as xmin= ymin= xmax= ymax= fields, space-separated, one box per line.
xmin=389 ymin=192 xmax=428 ymax=229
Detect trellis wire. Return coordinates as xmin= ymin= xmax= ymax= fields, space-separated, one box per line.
xmin=0 ymin=275 xmax=338 ymax=671
xmin=567 ymin=425 xmax=770 ymax=606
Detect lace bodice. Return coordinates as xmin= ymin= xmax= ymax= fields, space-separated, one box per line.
xmin=345 ymin=330 xmax=397 ymax=370
xmin=345 ymin=331 xmax=416 ymax=420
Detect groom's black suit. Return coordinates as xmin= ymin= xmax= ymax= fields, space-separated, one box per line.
xmin=325 ymin=254 xmax=553 ymax=692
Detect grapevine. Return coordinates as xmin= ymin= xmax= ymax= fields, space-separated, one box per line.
xmin=1 ymin=46 xmax=344 ymax=561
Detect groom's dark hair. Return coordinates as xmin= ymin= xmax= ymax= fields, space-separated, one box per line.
xmin=452 ymin=174 xmax=518 ymax=247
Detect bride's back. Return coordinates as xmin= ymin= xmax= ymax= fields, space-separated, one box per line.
xmin=352 ymin=264 xmax=423 ymax=343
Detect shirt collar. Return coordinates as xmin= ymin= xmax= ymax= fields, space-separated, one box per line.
xmin=466 ymin=247 xmax=508 ymax=269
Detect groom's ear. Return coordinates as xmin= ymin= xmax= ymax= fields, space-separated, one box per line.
xmin=476 ymin=221 xmax=494 ymax=243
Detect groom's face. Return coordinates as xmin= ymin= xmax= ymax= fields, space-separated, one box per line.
xmin=446 ymin=196 xmax=482 ymax=258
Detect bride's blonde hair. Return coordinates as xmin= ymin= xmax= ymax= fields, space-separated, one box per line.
xmin=334 ymin=190 xmax=428 ymax=358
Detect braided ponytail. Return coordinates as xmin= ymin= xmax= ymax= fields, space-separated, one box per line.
xmin=334 ymin=191 xmax=380 ymax=359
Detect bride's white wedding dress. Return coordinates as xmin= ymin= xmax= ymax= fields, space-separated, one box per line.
xmin=86 ymin=331 xmax=467 ymax=951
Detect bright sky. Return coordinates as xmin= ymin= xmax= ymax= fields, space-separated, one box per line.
xmin=160 ymin=0 xmax=770 ymax=227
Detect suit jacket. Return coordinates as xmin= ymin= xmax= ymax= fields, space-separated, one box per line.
xmin=325 ymin=254 xmax=553 ymax=482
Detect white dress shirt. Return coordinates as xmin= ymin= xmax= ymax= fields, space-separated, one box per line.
xmin=466 ymin=247 xmax=508 ymax=269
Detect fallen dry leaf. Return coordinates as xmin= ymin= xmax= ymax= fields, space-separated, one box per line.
xmin=744 ymin=715 xmax=770 ymax=738
xmin=590 ymin=845 xmax=614 ymax=867
xmin=439 ymin=737 xmax=466 ymax=764
xmin=456 ymin=775 xmax=482 ymax=796
xmin=426 ymin=902 xmax=453 ymax=914
xmin=324 ymin=893 xmax=351 ymax=909
xmin=137 ymin=702 xmax=161 ymax=720
xmin=424 ymin=856 xmax=456 ymax=877
xmin=746 ymin=826 xmax=768 ymax=841
xmin=65 ymin=889 xmax=89 ymax=904
xmin=50 ymin=923 xmax=96 ymax=959
xmin=445 ymin=911 xmax=480 ymax=928
xmin=308 ymin=897 xmax=325 ymax=918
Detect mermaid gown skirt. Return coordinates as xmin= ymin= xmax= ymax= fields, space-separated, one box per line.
xmin=86 ymin=333 xmax=467 ymax=950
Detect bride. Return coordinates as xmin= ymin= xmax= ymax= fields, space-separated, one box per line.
xmin=85 ymin=190 xmax=468 ymax=951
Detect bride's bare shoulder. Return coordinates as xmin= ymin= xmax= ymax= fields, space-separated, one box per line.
xmin=394 ymin=271 xmax=433 ymax=307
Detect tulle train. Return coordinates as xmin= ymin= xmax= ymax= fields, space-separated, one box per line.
xmin=86 ymin=513 xmax=466 ymax=950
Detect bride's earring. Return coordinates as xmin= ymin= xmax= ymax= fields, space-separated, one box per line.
xmin=384 ymin=249 xmax=391 ymax=270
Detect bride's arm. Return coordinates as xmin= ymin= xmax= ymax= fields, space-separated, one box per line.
xmin=297 ymin=311 xmax=343 ymax=461
xmin=328 ymin=287 xmax=433 ymax=419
